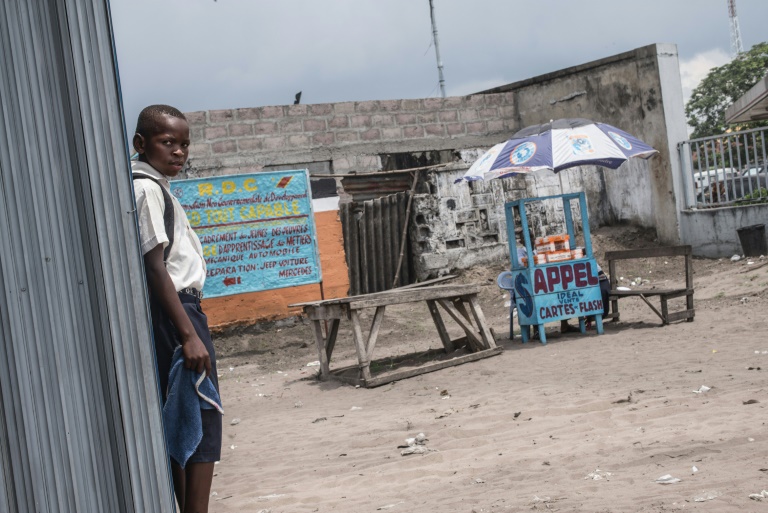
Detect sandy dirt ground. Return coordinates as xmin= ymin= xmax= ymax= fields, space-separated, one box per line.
xmin=208 ymin=227 xmax=768 ymax=512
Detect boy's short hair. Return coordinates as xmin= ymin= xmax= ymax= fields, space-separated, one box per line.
xmin=135 ymin=105 xmax=187 ymax=138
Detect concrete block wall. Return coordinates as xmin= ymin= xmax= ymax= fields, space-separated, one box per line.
xmin=184 ymin=93 xmax=518 ymax=178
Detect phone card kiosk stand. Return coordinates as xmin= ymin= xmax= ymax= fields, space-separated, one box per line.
xmin=504 ymin=192 xmax=604 ymax=344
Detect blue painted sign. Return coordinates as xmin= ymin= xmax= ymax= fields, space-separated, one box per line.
xmin=512 ymin=259 xmax=603 ymax=325
xmin=171 ymin=169 xmax=321 ymax=298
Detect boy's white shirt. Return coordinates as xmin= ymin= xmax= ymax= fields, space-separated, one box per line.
xmin=132 ymin=161 xmax=207 ymax=292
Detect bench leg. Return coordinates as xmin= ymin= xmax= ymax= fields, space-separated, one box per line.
xmin=521 ymin=325 xmax=530 ymax=343
xmin=578 ymin=317 xmax=586 ymax=334
xmin=595 ymin=314 xmax=604 ymax=334
xmin=537 ymin=324 xmax=547 ymax=345
xmin=686 ymin=293 xmax=694 ymax=322
xmin=660 ymin=297 xmax=669 ymax=326
xmin=350 ymin=310 xmax=372 ymax=382
xmin=311 ymin=320 xmax=331 ymax=380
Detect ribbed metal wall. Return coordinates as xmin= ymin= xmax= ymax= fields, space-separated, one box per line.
xmin=0 ymin=0 xmax=174 ymax=511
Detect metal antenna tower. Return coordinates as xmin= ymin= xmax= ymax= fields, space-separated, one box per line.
xmin=428 ymin=0 xmax=446 ymax=97
xmin=728 ymin=0 xmax=744 ymax=57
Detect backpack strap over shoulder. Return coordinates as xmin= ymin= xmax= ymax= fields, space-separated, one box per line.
xmin=133 ymin=174 xmax=175 ymax=262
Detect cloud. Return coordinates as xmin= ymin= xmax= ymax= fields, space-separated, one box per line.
xmin=678 ymin=48 xmax=730 ymax=105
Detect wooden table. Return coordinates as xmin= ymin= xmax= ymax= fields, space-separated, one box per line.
xmin=290 ymin=283 xmax=502 ymax=388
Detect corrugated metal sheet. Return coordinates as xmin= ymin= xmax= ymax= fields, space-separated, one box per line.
xmin=340 ymin=192 xmax=414 ymax=295
xmin=0 ymin=0 xmax=174 ymax=511
xmin=340 ymin=173 xmax=412 ymax=202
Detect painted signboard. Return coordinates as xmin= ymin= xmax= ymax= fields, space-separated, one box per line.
xmin=512 ymin=259 xmax=603 ymax=325
xmin=171 ymin=169 xmax=321 ymax=298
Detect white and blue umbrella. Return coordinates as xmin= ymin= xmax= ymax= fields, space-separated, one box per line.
xmin=457 ymin=118 xmax=658 ymax=182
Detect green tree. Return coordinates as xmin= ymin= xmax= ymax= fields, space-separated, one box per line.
xmin=685 ymin=42 xmax=768 ymax=139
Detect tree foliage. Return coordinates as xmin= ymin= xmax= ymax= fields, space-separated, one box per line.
xmin=685 ymin=42 xmax=768 ymax=139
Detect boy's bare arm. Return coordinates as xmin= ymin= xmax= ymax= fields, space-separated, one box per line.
xmin=144 ymin=244 xmax=212 ymax=376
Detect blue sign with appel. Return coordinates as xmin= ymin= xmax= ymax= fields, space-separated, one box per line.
xmin=170 ymin=169 xmax=322 ymax=298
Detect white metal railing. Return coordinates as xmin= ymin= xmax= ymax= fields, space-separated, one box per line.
xmin=679 ymin=126 xmax=768 ymax=208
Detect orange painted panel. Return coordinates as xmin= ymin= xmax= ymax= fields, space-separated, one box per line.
xmin=202 ymin=209 xmax=349 ymax=330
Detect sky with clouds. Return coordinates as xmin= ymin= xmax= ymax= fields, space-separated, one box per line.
xmin=111 ymin=0 xmax=766 ymax=130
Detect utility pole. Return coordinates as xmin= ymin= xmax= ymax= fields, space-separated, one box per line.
xmin=728 ymin=0 xmax=744 ymax=57
xmin=428 ymin=0 xmax=446 ymax=97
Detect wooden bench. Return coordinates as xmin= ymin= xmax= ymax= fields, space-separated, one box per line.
xmin=604 ymin=245 xmax=695 ymax=325
xmin=290 ymin=283 xmax=502 ymax=388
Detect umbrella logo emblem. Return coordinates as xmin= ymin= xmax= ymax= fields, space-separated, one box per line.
xmin=608 ymin=131 xmax=632 ymax=150
xmin=569 ymin=134 xmax=594 ymax=156
xmin=509 ymin=142 xmax=536 ymax=165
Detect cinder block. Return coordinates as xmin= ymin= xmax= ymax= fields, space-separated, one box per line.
xmin=303 ymin=118 xmax=327 ymax=132
xmin=438 ymin=110 xmax=458 ymax=122
xmin=418 ymin=112 xmax=438 ymax=123
xmin=309 ymin=103 xmax=333 ymax=116
xmin=236 ymin=107 xmax=261 ymax=120
xmin=336 ymin=131 xmax=359 ymax=143
xmin=443 ymin=97 xmax=462 ymax=107
xmin=279 ymin=120 xmax=303 ymax=133
xmin=355 ymin=101 xmax=379 ymax=113
xmin=185 ymin=111 xmax=206 ymax=126
xmin=204 ymin=126 xmax=228 ymax=140
xmin=454 ymin=208 xmax=478 ymax=223
xmin=395 ymin=113 xmax=417 ymax=125
xmin=360 ymin=129 xmax=381 ymax=141
xmin=287 ymin=104 xmax=308 ymax=116
xmin=471 ymin=193 xmax=494 ymax=206
xmin=378 ymin=99 xmax=401 ymax=111
xmin=253 ymin=121 xmax=277 ymax=135
xmin=464 ymin=95 xmax=485 ymax=107
xmin=504 ymin=91 xmax=516 ymax=103
xmin=479 ymin=107 xmax=499 ymax=119
xmin=500 ymin=106 xmax=516 ymax=119
xmin=488 ymin=120 xmax=505 ymax=133
xmin=262 ymin=136 xmax=287 ymax=150
xmin=357 ymin=155 xmax=381 ymax=170
xmin=423 ymin=98 xmax=444 ymax=110
xmin=484 ymin=94 xmax=503 ymax=106
xmin=401 ymin=99 xmax=421 ymax=111
xmin=420 ymin=253 xmax=450 ymax=270
xmin=424 ymin=124 xmax=445 ymax=137
xmin=287 ymin=134 xmax=310 ymax=147
xmin=237 ymin=138 xmax=262 ymax=151
xmin=229 ymin=124 xmax=253 ymax=137
xmin=334 ymin=102 xmax=355 ymax=114
xmin=333 ymin=156 xmax=356 ymax=171
xmin=371 ymin=114 xmax=394 ymax=127
xmin=446 ymin=123 xmax=465 ymax=136
xmin=329 ymin=116 xmax=349 ymax=128
xmin=212 ymin=140 xmax=237 ymax=154
xmin=350 ymin=115 xmax=371 ymax=128
xmin=403 ymin=126 xmax=424 ymax=138
xmin=261 ymin=105 xmax=285 ymax=118
xmin=190 ymin=127 xmax=204 ymax=140
xmin=459 ymin=109 xmax=480 ymax=122
xmin=189 ymin=142 xmax=211 ymax=157
xmin=313 ymin=132 xmax=335 ymax=146
xmin=466 ymin=121 xmax=488 ymax=134
xmin=209 ymin=109 xmax=234 ymax=123
xmin=381 ymin=127 xmax=402 ymax=140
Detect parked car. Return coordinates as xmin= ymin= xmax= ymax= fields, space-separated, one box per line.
xmin=693 ymin=168 xmax=737 ymax=194
xmin=740 ymin=165 xmax=766 ymax=177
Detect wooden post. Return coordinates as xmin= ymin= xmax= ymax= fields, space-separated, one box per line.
xmin=392 ymin=171 xmax=419 ymax=288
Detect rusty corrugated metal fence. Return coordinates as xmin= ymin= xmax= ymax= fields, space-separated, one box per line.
xmin=340 ymin=192 xmax=415 ymax=295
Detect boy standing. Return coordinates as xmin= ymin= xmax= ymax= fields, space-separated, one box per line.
xmin=132 ymin=104 xmax=221 ymax=513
